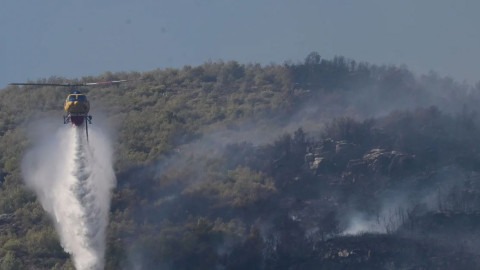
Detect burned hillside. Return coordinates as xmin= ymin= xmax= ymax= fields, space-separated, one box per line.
xmin=2 ymin=55 xmax=480 ymax=268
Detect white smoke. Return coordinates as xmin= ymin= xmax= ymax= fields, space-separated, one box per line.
xmin=341 ymin=204 xmax=407 ymax=235
xmin=22 ymin=123 xmax=116 ymax=270
xmin=341 ymin=167 xmax=464 ymax=236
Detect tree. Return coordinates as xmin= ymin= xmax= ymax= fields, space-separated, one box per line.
xmin=1 ymin=251 xmax=22 ymax=270
xmin=305 ymin=52 xmax=321 ymax=65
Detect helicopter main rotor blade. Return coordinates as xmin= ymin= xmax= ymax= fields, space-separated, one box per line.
xmin=83 ymin=80 xmax=129 ymax=86
xmin=9 ymin=83 xmax=85 ymax=87
xmin=9 ymin=80 xmax=131 ymax=87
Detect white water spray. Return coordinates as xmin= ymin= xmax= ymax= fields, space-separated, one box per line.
xmin=22 ymin=124 xmax=116 ymax=270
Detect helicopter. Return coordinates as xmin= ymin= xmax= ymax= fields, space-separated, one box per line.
xmin=9 ymin=80 xmax=128 ymax=141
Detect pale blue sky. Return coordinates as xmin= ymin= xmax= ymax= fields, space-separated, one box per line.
xmin=2 ymin=0 xmax=480 ymax=88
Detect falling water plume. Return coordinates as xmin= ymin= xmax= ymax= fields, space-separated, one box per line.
xmin=22 ymin=124 xmax=116 ymax=270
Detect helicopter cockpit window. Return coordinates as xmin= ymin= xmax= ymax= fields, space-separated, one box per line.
xmin=77 ymin=95 xmax=87 ymax=102
xmin=68 ymin=95 xmax=77 ymax=101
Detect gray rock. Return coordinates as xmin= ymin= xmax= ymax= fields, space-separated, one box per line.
xmin=0 ymin=213 xmax=14 ymax=224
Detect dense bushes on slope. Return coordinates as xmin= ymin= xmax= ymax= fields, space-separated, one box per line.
xmin=1 ymin=54 xmax=480 ymax=268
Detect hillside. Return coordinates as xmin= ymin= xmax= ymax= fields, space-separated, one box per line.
xmin=1 ymin=53 xmax=480 ymax=269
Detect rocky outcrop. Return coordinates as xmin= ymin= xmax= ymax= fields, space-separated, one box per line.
xmin=305 ymin=139 xmax=362 ymax=174
xmin=0 ymin=213 xmax=13 ymax=225
xmin=0 ymin=213 xmax=14 ymax=234
xmin=346 ymin=149 xmax=415 ymax=177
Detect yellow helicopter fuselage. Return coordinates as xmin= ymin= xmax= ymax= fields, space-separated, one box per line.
xmin=64 ymin=93 xmax=90 ymax=115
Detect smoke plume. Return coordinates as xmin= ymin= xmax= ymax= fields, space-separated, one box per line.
xmin=22 ymin=124 xmax=116 ymax=270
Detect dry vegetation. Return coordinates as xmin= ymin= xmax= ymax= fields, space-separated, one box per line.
xmin=1 ymin=53 xmax=480 ymax=269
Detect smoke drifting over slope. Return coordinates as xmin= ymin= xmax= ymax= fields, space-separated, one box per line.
xmin=22 ymin=124 xmax=116 ymax=270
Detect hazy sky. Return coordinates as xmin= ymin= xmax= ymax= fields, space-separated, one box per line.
xmin=2 ymin=0 xmax=480 ymax=88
